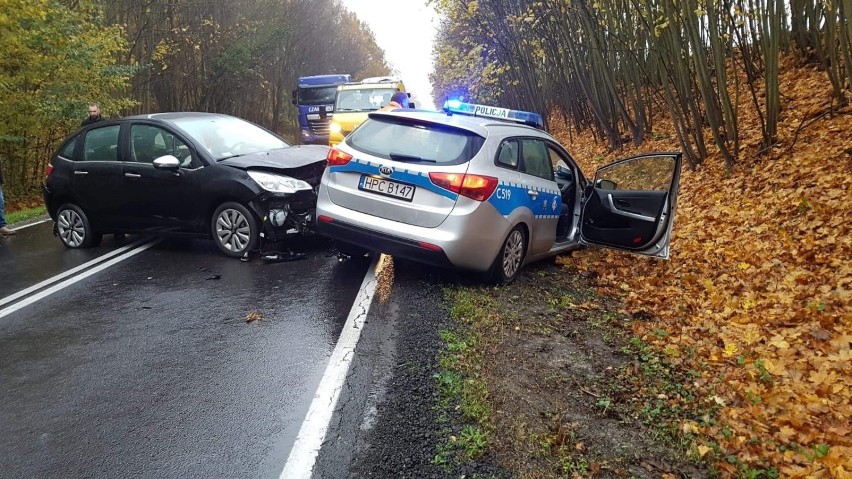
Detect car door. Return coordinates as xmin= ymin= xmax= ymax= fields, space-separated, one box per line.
xmin=122 ymin=123 xmax=201 ymax=233
xmin=579 ymin=153 xmax=682 ymax=258
xmin=517 ymin=138 xmax=562 ymax=255
xmin=71 ymin=124 xmax=125 ymax=229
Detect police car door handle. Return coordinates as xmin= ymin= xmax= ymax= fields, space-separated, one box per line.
xmin=74 ymin=171 xmax=88 ymax=175
xmin=527 ymin=190 xmax=539 ymax=199
xmin=124 ymin=172 xmax=142 ymax=178
xmin=606 ymin=194 xmax=655 ymax=222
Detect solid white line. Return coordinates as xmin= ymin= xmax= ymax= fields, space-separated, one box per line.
xmin=0 ymin=238 xmax=151 ymax=309
xmin=10 ymin=218 xmax=50 ymax=231
xmin=0 ymin=239 xmax=160 ymax=320
xmin=280 ymin=256 xmax=380 ymax=479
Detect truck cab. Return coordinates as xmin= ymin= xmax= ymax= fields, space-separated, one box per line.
xmin=292 ymin=74 xmax=352 ymax=145
xmin=328 ymin=77 xmax=408 ymax=147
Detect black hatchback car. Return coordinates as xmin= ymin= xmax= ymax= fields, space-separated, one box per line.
xmin=44 ymin=112 xmax=329 ymax=257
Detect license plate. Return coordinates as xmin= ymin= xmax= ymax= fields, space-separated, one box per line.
xmin=359 ymin=175 xmax=416 ymax=201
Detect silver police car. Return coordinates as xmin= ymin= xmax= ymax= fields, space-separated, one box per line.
xmin=316 ymin=101 xmax=682 ymax=284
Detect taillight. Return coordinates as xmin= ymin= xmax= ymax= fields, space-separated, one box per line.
xmin=429 ymin=173 xmax=498 ymax=202
xmin=326 ymin=148 xmax=353 ymax=166
xmin=45 ymin=163 xmax=54 ymax=178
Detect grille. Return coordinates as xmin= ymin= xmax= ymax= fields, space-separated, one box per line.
xmin=308 ymin=118 xmax=330 ymax=136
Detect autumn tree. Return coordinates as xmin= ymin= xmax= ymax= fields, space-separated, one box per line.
xmin=0 ymin=0 xmax=134 ymax=199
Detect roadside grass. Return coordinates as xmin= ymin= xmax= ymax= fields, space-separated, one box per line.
xmin=6 ymin=205 xmax=46 ymax=225
xmin=437 ymin=263 xmax=712 ymax=477
xmin=432 ymin=288 xmax=498 ymax=471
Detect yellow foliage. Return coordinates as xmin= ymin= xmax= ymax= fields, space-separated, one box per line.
xmin=550 ymin=56 xmax=852 ymax=475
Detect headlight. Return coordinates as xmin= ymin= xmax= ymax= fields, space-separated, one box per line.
xmin=329 ymin=122 xmax=342 ymax=134
xmin=247 ymin=171 xmax=312 ymax=194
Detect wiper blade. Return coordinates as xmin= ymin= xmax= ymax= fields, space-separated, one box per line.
xmin=217 ymin=153 xmax=248 ymax=161
xmin=389 ymin=153 xmax=435 ymax=163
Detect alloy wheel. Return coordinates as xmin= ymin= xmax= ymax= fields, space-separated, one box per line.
xmin=501 ymin=229 xmax=524 ymax=278
xmin=215 ymin=208 xmax=251 ymax=253
xmin=57 ymin=209 xmax=86 ymax=247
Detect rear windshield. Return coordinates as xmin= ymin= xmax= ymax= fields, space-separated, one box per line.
xmin=347 ymin=117 xmax=485 ymax=165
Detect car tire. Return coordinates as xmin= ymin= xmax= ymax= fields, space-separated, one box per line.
xmin=56 ymin=203 xmax=102 ymax=249
xmin=488 ymin=225 xmax=526 ymax=285
xmin=211 ymin=202 xmax=259 ymax=258
xmin=336 ymin=241 xmax=370 ymax=260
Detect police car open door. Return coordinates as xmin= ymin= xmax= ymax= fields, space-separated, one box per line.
xmin=578 ymin=153 xmax=682 ymax=258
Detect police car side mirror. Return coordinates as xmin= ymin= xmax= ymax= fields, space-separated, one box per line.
xmin=595 ymin=179 xmax=617 ymax=190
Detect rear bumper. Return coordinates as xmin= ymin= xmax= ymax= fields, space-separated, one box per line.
xmin=316 ymin=188 xmax=511 ymax=272
xmin=317 ymin=217 xmax=453 ymax=269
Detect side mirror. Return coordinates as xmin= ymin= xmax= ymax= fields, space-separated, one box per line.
xmin=291 ymin=90 xmax=297 ymax=105
xmin=153 ymin=155 xmax=181 ymax=171
xmin=595 ymin=179 xmax=617 ymax=190
xmin=409 ymin=102 xmax=416 ymax=109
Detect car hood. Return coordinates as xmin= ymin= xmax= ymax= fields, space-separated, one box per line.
xmin=218 ymin=145 xmax=328 ymax=170
xmin=218 ymin=145 xmax=329 ymax=187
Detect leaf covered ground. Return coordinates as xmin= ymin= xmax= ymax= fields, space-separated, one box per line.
xmin=549 ymin=56 xmax=851 ymax=476
xmin=439 ymin=56 xmax=849 ymax=479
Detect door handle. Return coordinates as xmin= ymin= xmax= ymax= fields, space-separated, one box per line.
xmin=527 ymin=190 xmax=539 ymax=199
xmin=124 ymin=172 xmax=142 ymax=178
xmin=74 ymin=171 xmax=88 ymax=175
xmin=606 ymin=194 xmax=655 ymax=222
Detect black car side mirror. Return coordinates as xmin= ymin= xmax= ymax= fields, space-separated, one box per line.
xmin=153 ymin=155 xmax=181 ymax=171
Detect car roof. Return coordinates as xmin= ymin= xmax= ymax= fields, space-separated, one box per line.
xmin=367 ymin=109 xmax=549 ymax=139
xmin=122 ymin=112 xmax=237 ymax=121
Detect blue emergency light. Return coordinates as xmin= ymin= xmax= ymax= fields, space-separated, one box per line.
xmin=442 ymin=100 xmax=544 ymax=129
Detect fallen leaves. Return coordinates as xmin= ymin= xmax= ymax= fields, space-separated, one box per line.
xmin=551 ymin=55 xmax=852 ymax=476
xmin=245 ymin=311 xmax=263 ymax=323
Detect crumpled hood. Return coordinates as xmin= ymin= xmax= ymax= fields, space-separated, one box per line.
xmin=218 ymin=144 xmax=329 ymax=186
xmin=217 ymin=144 xmax=329 ymax=170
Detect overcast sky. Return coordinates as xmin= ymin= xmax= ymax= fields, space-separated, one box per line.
xmin=339 ymin=0 xmax=440 ymax=110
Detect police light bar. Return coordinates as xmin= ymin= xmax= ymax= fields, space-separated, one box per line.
xmin=442 ymin=100 xmax=544 ymax=129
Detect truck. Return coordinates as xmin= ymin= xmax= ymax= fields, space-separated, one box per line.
xmin=328 ymin=77 xmax=408 ymax=147
xmin=291 ymin=74 xmax=352 ymax=145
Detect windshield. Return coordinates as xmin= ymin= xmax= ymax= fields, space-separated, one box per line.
xmin=334 ymin=88 xmax=397 ymax=112
xmin=347 ymin=117 xmax=485 ymax=165
xmin=298 ymin=86 xmax=338 ymax=105
xmin=169 ymin=116 xmax=289 ymax=160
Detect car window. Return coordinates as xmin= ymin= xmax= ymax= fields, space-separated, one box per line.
xmin=496 ymin=140 xmax=519 ymax=169
xmin=520 ymin=139 xmax=552 ymax=180
xmin=596 ymin=155 xmax=676 ymax=191
xmin=131 ymin=124 xmax=196 ymax=167
xmin=335 ymin=88 xmax=397 ymax=112
xmin=347 ymin=118 xmax=485 ymax=165
xmin=82 ymin=125 xmax=120 ymax=162
xmin=59 ymin=137 xmax=77 ymax=160
xmin=169 ymin=116 xmax=288 ymax=161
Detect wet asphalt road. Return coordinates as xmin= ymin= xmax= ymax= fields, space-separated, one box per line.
xmin=0 ymin=222 xmax=370 ymax=478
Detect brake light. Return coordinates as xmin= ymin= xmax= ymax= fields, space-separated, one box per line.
xmin=429 ymin=173 xmax=498 ymax=202
xmin=45 ymin=163 xmax=54 ymax=178
xmin=326 ymin=148 xmax=353 ymax=166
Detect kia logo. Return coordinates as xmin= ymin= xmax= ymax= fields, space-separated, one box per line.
xmin=379 ymin=166 xmax=393 ymax=176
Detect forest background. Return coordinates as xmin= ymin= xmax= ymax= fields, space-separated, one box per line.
xmin=2 ymin=0 xmax=851 ymax=475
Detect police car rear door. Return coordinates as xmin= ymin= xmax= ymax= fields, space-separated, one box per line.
xmin=517 ymin=138 xmax=562 ymax=256
xmin=578 ymin=153 xmax=682 ymax=258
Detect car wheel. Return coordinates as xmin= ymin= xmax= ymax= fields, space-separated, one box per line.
xmin=212 ymin=202 xmax=259 ymax=258
xmin=56 ymin=204 xmax=102 ymax=249
xmin=488 ymin=225 xmax=526 ymax=285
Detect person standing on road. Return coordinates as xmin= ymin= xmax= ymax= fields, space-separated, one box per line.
xmin=0 ymin=156 xmax=15 ymax=236
xmin=81 ymin=103 xmax=104 ymax=127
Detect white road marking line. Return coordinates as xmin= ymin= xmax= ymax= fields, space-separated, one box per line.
xmin=0 ymin=238 xmax=152 ymax=309
xmin=280 ymin=256 xmax=380 ymax=479
xmin=0 ymin=239 xmax=160 ymax=320
xmin=9 ymin=218 xmax=51 ymax=231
